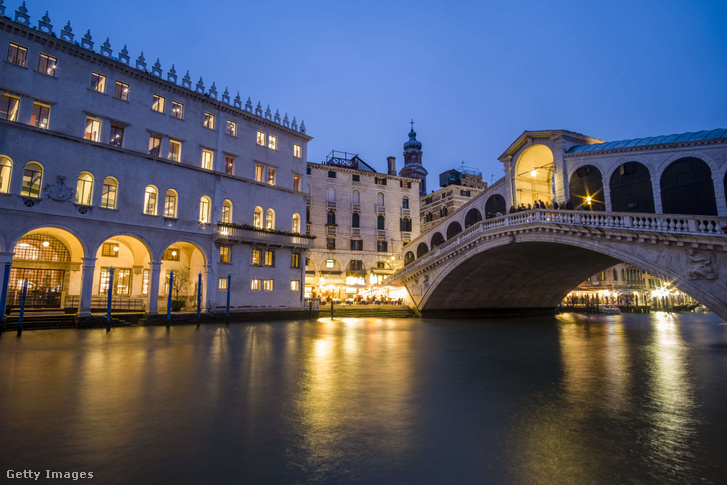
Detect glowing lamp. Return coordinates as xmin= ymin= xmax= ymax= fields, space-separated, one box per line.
xmin=42 ymin=241 xmax=50 ymax=247
xmin=530 ymin=170 xmax=538 ymax=177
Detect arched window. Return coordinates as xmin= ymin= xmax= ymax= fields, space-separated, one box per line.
xmin=404 ymin=251 xmax=415 ymax=265
xmin=101 ymin=177 xmax=118 ymax=209
xmin=440 ymin=206 xmax=448 ymax=218
xmin=199 ymin=196 xmax=211 ymax=223
xmin=609 ymin=162 xmax=654 ymax=213
xmin=222 ymin=199 xmax=233 ymax=224
xmin=446 ymin=221 xmax=462 ymax=239
xmin=431 ymin=232 xmax=445 ymax=248
xmin=254 ymin=206 xmax=263 ymax=229
xmin=75 ymin=172 xmax=94 ymax=205
xmin=266 ymin=208 xmax=275 ymax=230
xmin=327 ymin=211 xmax=336 ymax=225
xmin=352 ymin=189 xmax=361 ymax=203
xmin=464 ymin=208 xmax=482 ymax=228
xmin=164 ymin=189 xmax=178 ymax=218
xmin=402 ymin=196 xmax=409 ymax=209
xmin=569 ymin=165 xmax=605 ymax=211
xmin=485 ymin=194 xmax=506 ymax=218
xmin=377 ymin=215 xmax=385 ymax=230
xmin=425 ymin=212 xmax=433 ymax=222
xmin=143 ymin=186 xmax=158 ymax=215
xmin=417 ymin=242 xmax=428 ymax=258
xmin=376 ymin=192 xmax=385 ymax=206
xmin=21 ymin=162 xmax=43 ymax=198
xmin=292 ymin=213 xmax=300 ymax=233
xmin=327 ymin=186 xmax=336 ymax=201
xmin=0 ymin=156 xmax=12 ymax=193
xmin=660 ymin=157 xmax=717 ymax=215
xmin=351 ymin=212 xmax=360 ymax=228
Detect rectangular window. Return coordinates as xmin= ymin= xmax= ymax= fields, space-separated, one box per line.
xmin=251 ymin=279 xmax=261 ymax=291
xmin=252 ymin=249 xmax=261 ymax=266
xmin=199 ymin=197 xmax=210 ymax=223
xmin=101 ymin=180 xmax=117 ymax=209
xmin=377 ymin=241 xmax=388 ymax=252
xmin=351 ymin=239 xmax=363 ymax=251
xmin=21 ymin=165 xmax=42 ymax=197
xmin=91 ymin=72 xmax=106 ymax=93
xmin=101 ymin=242 xmax=119 ymax=257
xmin=30 ymin=103 xmax=50 ymax=129
xmin=164 ymin=191 xmax=176 ymax=218
xmin=220 ymin=246 xmax=231 ymax=264
xmin=203 ymin=112 xmax=215 ymax=129
xmin=84 ymin=117 xmax=101 ymax=142
xmin=327 ymin=238 xmax=336 ymax=250
xmin=218 ymin=277 xmax=229 ymax=290
xmin=293 ymin=175 xmax=301 ymax=191
xmin=37 ymin=53 xmax=57 ymax=76
xmin=148 ymin=135 xmax=162 ymax=157
xmin=225 ymin=156 xmax=235 ymax=175
xmin=7 ymin=43 xmax=27 ymax=66
xmin=163 ymin=248 xmax=180 ymax=261
xmin=114 ymin=81 xmax=129 ymax=101
xmin=0 ymin=94 xmax=20 ymax=121
xmin=268 ymin=135 xmax=277 ymax=150
xmin=294 ymin=144 xmax=302 ymax=158
xmin=328 ymin=171 xmax=336 ymax=178
xmin=264 ymin=250 xmax=275 ymax=266
xmin=169 ymin=140 xmax=181 ymax=162
xmin=325 ymin=259 xmax=335 ymax=269
xmin=144 ymin=189 xmax=157 ymax=215
xmin=171 ymin=101 xmax=183 ymax=119
xmin=226 ymin=120 xmax=237 ymax=136
xmin=290 ymin=280 xmax=300 ymax=292
xmin=375 ymin=177 xmax=387 ymax=185
xmin=202 ymin=149 xmax=213 ymax=170
xmin=255 ymin=164 xmax=264 ymax=182
xmin=352 ymin=174 xmax=360 ymax=182
xmin=291 ymin=253 xmax=300 ymax=268
xmin=99 ymin=267 xmax=132 ymax=296
xmin=256 ymin=131 xmax=266 ymax=146
xmin=267 ymin=167 xmax=276 ymax=185
xmin=263 ymin=280 xmax=273 ymax=291
xmin=142 ymin=269 xmax=149 ymax=295
xmin=109 ymin=124 xmax=124 ymax=147
xmin=152 ymin=94 xmax=165 ymax=113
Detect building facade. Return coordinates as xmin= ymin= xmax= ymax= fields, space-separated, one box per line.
xmin=0 ymin=5 xmax=312 ymax=316
xmin=419 ymin=185 xmax=486 ymax=232
xmin=305 ymin=151 xmax=419 ymax=301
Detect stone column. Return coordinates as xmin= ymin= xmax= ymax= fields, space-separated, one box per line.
xmin=79 ymin=257 xmax=97 ymax=317
xmin=147 ymin=261 xmax=162 ymax=315
xmin=0 ymin=252 xmax=14 ymax=321
xmin=202 ymin=263 xmax=211 ymax=312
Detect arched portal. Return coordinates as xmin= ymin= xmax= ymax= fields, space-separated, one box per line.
xmin=485 ymin=194 xmax=506 ymax=218
xmin=569 ymin=165 xmax=605 ymax=210
xmin=609 ymin=162 xmax=654 ymax=213
xmin=159 ymin=242 xmax=207 ymax=312
xmin=660 ymin=157 xmax=717 ymax=215
xmin=514 ymin=145 xmax=554 ymax=207
xmin=417 ymin=242 xmax=429 ymax=258
xmin=464 ymin=208 xmax=482 ymax=228
xmin=446 ymin=222 xmax=462 ymax=239
xmin=431 ymin=232 xmax=445 ymax=248
xmin=404 ymin=251 xmax=415 ymax=265
xmin=91 ymin=235 xmax=152 ymax=311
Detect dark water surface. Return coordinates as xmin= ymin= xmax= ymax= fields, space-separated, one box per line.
xmin=1 ymin=313 xmax=726 ymax=484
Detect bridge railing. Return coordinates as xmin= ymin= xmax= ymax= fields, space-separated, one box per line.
xmin=401 ymin=209 xmax=725 ymax=274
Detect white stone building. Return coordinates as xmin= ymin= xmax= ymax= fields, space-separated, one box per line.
xmin=0 ymin=5 xmax=312 ymax=317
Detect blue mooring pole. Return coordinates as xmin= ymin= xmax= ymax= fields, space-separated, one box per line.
xmin=196 ymin=272 xmax=202 ymax=322
xmin=106 ymin=267 xmax=114 ymax=324
xmin=167 ymin=271 xmax=174 ymax=321
xmin=17 ymin=278 xmax=28 ymax=336
xmin=226 ymin=273 xmax=231 ymax=319
xmin=0 ymin=262 xmax=11 ymax=329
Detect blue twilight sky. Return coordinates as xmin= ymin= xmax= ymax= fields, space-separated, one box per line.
xmin=12 ymin=0 xmax=727 ymax=190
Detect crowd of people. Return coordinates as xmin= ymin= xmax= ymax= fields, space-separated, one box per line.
xmin=509 ymin=199 xmax=575 ymax=213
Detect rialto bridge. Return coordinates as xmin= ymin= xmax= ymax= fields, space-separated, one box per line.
xmin=393 ymin=128 xmax=727 ymax=320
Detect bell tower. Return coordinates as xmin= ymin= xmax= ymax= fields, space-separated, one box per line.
xmin=398 ymin=120 xmax=428 ymax=197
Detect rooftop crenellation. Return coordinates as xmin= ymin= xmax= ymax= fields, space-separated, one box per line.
xmin=0 ymin=0 xmax=307 ymax=134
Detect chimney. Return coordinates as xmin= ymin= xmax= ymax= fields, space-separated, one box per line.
xmin=387 ymin=156 xmax=396 ymax=175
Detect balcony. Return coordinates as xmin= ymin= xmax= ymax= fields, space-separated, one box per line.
xmin=351 ymin=227 xmax=361 ymax=237
xmin=376 ymin=205 xmax=386 ymax=214
xmin=377 ymin=229 xmax=386 ymax=238
xmin=327 ymin=201 xmax=337 ymax=209
xmin=326 ymin=225 xmax=337 ymax=236
xmin=401 ymin=208 xmax=411 ymax=217
xmin=215 ymin=224 xmax=314 ymax=249
xmin=351 ymin=202 xmax=361 ymax=212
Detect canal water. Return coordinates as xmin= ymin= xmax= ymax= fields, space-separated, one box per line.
xmin=1 ymin=312 xmax=726 ymax=484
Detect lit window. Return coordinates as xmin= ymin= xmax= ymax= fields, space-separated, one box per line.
xmin=152 ymin=94 xmax=165 ymax=113
xmin=101 ymin=177 xmax=117 ymax=209
xmin=290 ymin=280 xmax=300 ymax=292
xmin=256 ymin=131 xmax=266 ymax=146
xmin=91 ymin=72 xmax=106 ymax=93
xmin=292 ymin=213 xmax=300 ymax=233
xmin=325 ymin=260 xmax=335 ymax=269
xmin=220 ymin=246 xmax=231 ymax=264
xmin=293 ymin=175 xmax=301 ymax=191
xmin=255 ymin=164 xmax=264 ymax=182
xmin=251 ymin=279 xmax=261 ymax=291
xmin=253 ymin=207 xmax=263 ymax=229
xmin=169 ymin=140 xmax=181 ymax=162
xmin=37 ymin=53 xmax=57 ymax=76
xmin=171 ymin=101 xmax=184 ymax=119
xmin=21 ymin=162 xmax=43 ymax=198
xmin=30 ymin=103 xmax=50 ymax=129
xmin=265 ymin=209 xmax=275 ymax=230
xmin=7 ymin=43 xmax=27 ymax=67
xmin=102 ymin=242 xmax=120 ymax=257
xmin=264 ymin=250 xmax=275 ymax=266
xmin=268 ymin=135 xmax=277 ymax=150
xmin=109 ymin=124 xmax=124 ymax=147
xmin=252 ymin=249 xmax=261 ymax=265
xmin=199 ymin=196 xmax=211 ymax=223
xmin=0 ymin=157 xmax=13 ymax=193
xmin=1 ymin=94 xmax=20 ymax=121
xmin=204 ymin=112 xmax=215 ymax=129
xmin=218 ymin=277 xmax=228 ymax=290
xmin=263 ymin=279 xmax=273 ymax=291
xmin=163 ymin=248 xmax=180 ymax=261
xmin=75 ymin=172 xmax=94 ymax=205
xmin=142 ymin=269 xmax=150 ymax=295
xmin=148 ymin=135 xmax=162 ymax=157
xmin=114 ymin=81 xmax=129 ymax=101
xmin=291 ymin=253 xmax=300 ymax=268
xmin=164 ymin=189 xmax=177 ymax=218
xmin=84 ymin=117 xmax=101 ymax=142
xmin=226 ymin=120 xmax=237 ymax=136
xmin=202 ymin=149 xmax=213 ymax=170
xmin=221 ymin=200 xmax=232 ymax=223
xmin=294 ymin=144 xmax=302 ymax=158
xmin=267 ymin=167 xmax=276 ymax=185
xmin=143 ymin=186 xmax=158 ymax=215
xmin=224 ymin=156 xmax=235 ymax=175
